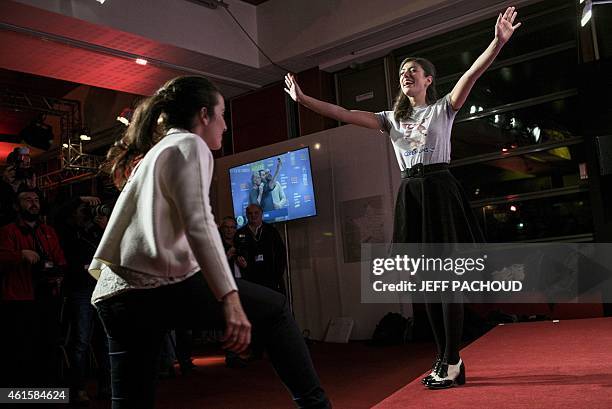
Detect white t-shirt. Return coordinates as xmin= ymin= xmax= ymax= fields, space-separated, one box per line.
xmin=375 ymin=93 xmax=457 ymax=171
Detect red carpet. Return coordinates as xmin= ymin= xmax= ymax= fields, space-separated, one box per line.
xmin=84 ymin=318 xmax=612 ymax=408
xmin=87 ymin=341 xmax=438 ymax=408
xmin=373 ymin=317 xmax=612 ymax=409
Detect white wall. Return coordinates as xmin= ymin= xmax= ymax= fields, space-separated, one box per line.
xmin=12 ymin=0 xmax=260 ymax=67
xmin=256 ymin=0 xmax=450 ymax=63
xmin=214 ymin=125 xmax=412 ymax=340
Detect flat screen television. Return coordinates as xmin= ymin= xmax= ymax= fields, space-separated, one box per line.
xmin=229 ymin=147 xmax=317 ymax=227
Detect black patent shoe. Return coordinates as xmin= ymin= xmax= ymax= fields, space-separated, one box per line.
xmin=421 ymin=357 xmax=442 ymax=385
xmin=425 ymin=359 xmax=465 ymax=389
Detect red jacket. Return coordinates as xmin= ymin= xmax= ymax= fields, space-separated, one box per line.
xmin=0 ymin=220 xmax=66 ymax=301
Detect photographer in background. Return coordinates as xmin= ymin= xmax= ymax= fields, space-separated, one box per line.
xmin=234 ymin=204 xmax=287 ymax=362
xmin=54 ymin=195 xmax=112 ymax=404
xmin=0 ymin=187 xmax=66 ymax=386
xmin=0 ymin=146 xmax=37 ymax=227
xmin=219 ymin=216 xmax=249 ymax=368
xmin=219 ymin=216 xmax=247 ymax=279
xmin=235 ymin=204 xmax=286 ymax=295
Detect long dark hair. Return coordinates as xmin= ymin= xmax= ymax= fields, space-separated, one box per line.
xmin=392 ymin=57 xmax=438 ymax=123
xmin=104 ymin=76 xmax=220 ymax=189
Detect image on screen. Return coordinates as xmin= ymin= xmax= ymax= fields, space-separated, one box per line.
xmin=229 ymin=147 xmax=317 ymax=227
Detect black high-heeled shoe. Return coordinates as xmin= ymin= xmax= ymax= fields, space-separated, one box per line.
xmin=425 ymin=359 xmax=465 ymax=389
xmin=421 ymin=357 xmax=442 ymax=385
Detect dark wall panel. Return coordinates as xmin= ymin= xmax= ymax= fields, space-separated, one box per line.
xmin=230 ymin=84 xmax=287 ymax=153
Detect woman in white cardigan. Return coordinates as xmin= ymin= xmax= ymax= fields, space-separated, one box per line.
xmin=90 ymin=76 xmax=330 ymax=409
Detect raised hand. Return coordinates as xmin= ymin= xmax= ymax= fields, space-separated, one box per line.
xmin=284 ymin=73 xmax=303 ymax=103
xmin=495 ymin=6 xmax=521 ymax=45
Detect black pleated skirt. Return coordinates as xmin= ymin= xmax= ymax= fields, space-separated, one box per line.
xmin=392 ymin=169 xmax=484 ymax=244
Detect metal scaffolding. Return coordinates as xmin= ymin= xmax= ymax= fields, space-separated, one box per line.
xmin=0 ymin=88 xmax=103 ymax=189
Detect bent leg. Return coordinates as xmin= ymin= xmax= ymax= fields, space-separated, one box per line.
xmin=179 ymin=274 xmax=331 ymax=409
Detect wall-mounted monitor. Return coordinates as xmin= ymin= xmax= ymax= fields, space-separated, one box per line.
xmin=229 ymin=147 xmax=317 ymax=227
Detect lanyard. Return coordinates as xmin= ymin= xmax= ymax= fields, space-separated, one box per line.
xmin=248 ymin=224 xmax=263 ymax=242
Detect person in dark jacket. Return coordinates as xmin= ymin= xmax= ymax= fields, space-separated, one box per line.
xmin=235 ymin=204 xmax=286 ymax=294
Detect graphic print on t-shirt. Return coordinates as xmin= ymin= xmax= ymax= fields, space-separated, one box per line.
xmin=399 ymin=111 xmax=433 ymax=152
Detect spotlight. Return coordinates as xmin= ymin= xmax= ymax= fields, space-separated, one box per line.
xmin=532 ymin=126 xmax=541 ymax=143
xmin=314 ymin=143 xmax=321 ymax=150
xmin=510 ymin=205 xmax=518 ymax=212
xmin=19 ymin=115 xmax=54 ymax=150
xmin=79 ymin=128 xmax=91 ymax=141
xmin=117 ymin=108 xmax=133 ymax=126
xmin=135 ymin=58 xmax=148 ymax=66
xmin=581 ymin=0 xmax=592 ymax=26
xmin=580 ymin=1 xmax=612 ymax=27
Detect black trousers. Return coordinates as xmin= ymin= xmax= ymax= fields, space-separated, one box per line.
xmin=95 ymin=273 xmax=330 ymax=409
xmin=393 ymin=169 xmax=484 ymax=364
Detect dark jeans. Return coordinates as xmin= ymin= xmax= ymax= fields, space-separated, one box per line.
xmin=174 ymin=329 xmax=193 ymax=369
xmin=95 ymin=274 xmax=330 ymax=409
xmin=67 ymin=289 xmax=110 ymax=390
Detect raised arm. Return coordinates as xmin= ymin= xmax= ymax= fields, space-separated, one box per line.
xmin=269 ymin=158 xmax=282 ymax=187
xmin=284 ymin=73 xmax=380 ymax=129
xmin=450 ymin=6 xmax=521 ymax=111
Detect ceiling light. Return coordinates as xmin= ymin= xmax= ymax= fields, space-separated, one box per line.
xmin=117 ymin=108 xmax=133 ymax=126
xmin=135 ymin=58 xmax=148 ymax=66
xmin=532 ymin=126 xmax=541 ymax=143
xmin=580 ymin=1 xmax=612 ymax=27
xmin=581 ymin=1 xmax=592 ymax=26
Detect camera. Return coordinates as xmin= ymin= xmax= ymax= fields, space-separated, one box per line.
xmin=38 ymin=259 xmax=62 ymax=276
xmin=234 ymin=232 xmax=249 ymax=258
xmin=15 ymin=165 xmax=34 ymax=180
xmin=90 ymin=203 xmax=113 ymax=218
xmin=7 ymin=147 xmax=34 ymax=180
xmin=33 ymin=259 xmax=63 ymax=298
